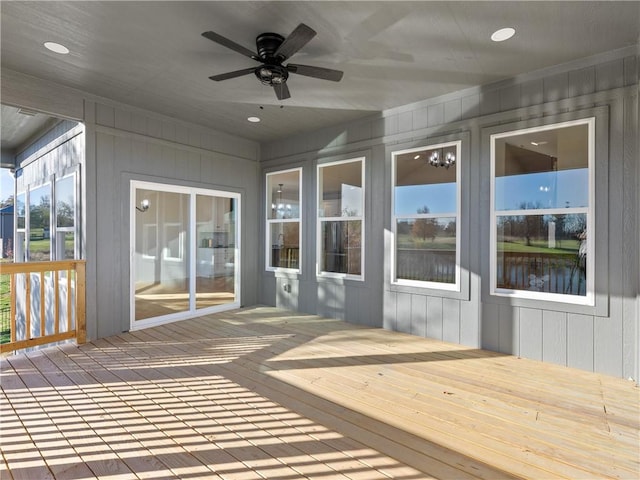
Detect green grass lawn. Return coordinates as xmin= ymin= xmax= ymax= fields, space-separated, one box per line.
xmin=0 ymin=263 xmax=10 ymax=344
xmin=396 ymin=234 xmax=456 ymax=250
xmin=498 ymin=239 xmax=580 ymax=255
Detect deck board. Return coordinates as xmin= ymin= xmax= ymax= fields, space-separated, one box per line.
xmin=1 ymin=306 xmax=638 ymax=479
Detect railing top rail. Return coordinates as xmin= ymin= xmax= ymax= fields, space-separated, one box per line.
xmin=0 ymin=260 xmax=86 ymax=275
xmin=499 ymin=251 xmax=578 ymax=259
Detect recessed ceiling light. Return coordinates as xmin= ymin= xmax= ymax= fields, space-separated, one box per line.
xmin=44 ymin=42 xmax=70 ymax=54
xmin=247 ymin=116 xmax=261 ymax=123
xmin=491 ymin=27 xmax=516 ymax=42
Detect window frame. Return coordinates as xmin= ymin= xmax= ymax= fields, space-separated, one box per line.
xmin=15 ymin=191 xmax=27 ymax=262
xmin=27 ymin=181 xmax=52 ymax=262
xmin=489 ymin=117 xmax=596 ymax=306
xmin=129 ymin=180 xmax=242 ymax=330
xmin=265 ymin=167 xmax=302 ymax=273
xmin=15 ymin=167 xmax=81 ymax=262
xmin=316 ymin=157 xmax=365 ymax=281
xmin=391 ymin=141 xmax=462 ymax=292
xmin=54 ymin=171 xmax=79 ymax=260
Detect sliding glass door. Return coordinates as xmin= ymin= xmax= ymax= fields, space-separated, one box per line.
xmin=131 ymin=181 xmax=240 ymax=329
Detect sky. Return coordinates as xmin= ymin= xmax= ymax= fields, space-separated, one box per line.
xmin=0 ymin=169 xmax=15 ymax=203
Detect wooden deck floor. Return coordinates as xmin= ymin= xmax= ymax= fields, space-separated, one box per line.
xmin=1 ymin=306 xmax=638 ymax=480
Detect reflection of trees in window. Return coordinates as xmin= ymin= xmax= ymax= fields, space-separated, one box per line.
xmin=492 ymin=119 xmax=592 ymax=300
xmin=30 ymin=195 xmax=51 ymax=232
xmin=56 ymin=200 xmax=74 ymax=227
xmin=411 ymin=206 xmax=439 ymax=242
xmin=16 ymin=194 xmax=26 ymax=229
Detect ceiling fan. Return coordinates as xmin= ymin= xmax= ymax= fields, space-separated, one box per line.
xmin=202 ymin=23 xmax=344 ymax=100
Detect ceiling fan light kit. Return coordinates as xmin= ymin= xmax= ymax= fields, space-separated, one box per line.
xmin=202 ymin=23 xmax=344 ymax=100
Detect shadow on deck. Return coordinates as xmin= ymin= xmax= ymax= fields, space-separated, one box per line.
xmin=1 ymin=306 xmax=638 ymax=479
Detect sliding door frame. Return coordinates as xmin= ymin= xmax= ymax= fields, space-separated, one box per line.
xmin=129 ymin=180 xmax=241 ymax=330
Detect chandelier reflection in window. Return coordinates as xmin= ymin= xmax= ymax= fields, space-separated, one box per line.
xmin=427 ymin=148 xmax=456 ymax=169
xmin=272 ymin=183 xmax=292 ymax=218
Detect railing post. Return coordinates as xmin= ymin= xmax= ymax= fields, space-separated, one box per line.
xmin=75 ymin=261 xmax=86 ymax=344
xmin=10 ymin=273 xmax=16 ymax=344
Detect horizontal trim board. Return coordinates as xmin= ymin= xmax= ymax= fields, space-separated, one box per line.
xmin=95 ymin=124 xmax=257 ymax=163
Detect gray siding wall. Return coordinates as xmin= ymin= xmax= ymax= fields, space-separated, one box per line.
xmin=86 ymin=101 xmax=260 ymax=339
xmin=3 ymin=70 xmax=261 ymax=342
xmin=260 ymin=47 xmax=639 ymax=380
xmin=16 ymin=120 xmax=84 ymax=191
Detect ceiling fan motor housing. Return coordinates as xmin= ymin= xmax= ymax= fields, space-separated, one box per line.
xmin=256 ymin=33 xmax=285 ymax=61
xmin=255 ymin=33 xmax=289 ymax=85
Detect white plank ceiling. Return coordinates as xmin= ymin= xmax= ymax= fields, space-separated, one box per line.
xmin=1 ymin=1 xmax=638 ymax=144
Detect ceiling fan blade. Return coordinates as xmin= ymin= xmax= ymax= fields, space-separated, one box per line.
xmin=202 ymin=31 xmax=259 ymax=60
xmin=287 ymin=64 xmax=344 ymax=82
xmin=273 ymin=82 xmax=291 ymax=100
xmin=209 ymin=67 xmax=256 ymax=81
xmin=274 ymin=23 xmax=316 ymax=61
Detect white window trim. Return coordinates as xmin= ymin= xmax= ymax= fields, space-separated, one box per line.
xmin=15 ymin=191 xmax=27 ymax=262
xmin=391 ymin=141 xmax=462 ymax=292
xmin=316 ymin=157 xmax=365 ymax=281
xmin=265 ymin=167 xmax=302 ymax=273
xmin=489 ymin=117 xmax=595 ymax=306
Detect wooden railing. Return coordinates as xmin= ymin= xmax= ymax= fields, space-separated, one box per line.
xmin=497 ymin=251 xmax=585 ymax=295
xmin=396 ymin=249 xmax=456 ymax=284
xmin=0 ymin=260 xmax=86 ymax=354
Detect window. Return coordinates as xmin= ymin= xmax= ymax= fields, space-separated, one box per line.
xmin=266 ymin=168 xmax=301 ymax=272
xmin=15 ymin=192 xmax=26 ymax=262
xmin=55 ymin=174 xmax=76 ymax=259
xmin=15 ymin=172 xmax=80 ymax=262
xmin=131 ymin=181 xmax=240 ymax=328
xmin=392 ymin=142 xmax=461 ymax=290
xmin=490 ymin=118 xmax=594 ymax=304
xmin=29 ymin=183 xmax=51 ymax=261
xmin=317 ymin=158 xmax=364 ymax=279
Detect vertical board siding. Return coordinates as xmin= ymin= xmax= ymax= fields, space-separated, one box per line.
xmin=542 ymin=311 xmax=568 ymax=366
xmin=426 ymin=296 xmax=444 ymax=340
xmin=543 ymin=73 xmax=569 ymax=103
xmin=481 ymin=303 xmax=501 ymax=353
xmin=498 ymin=305 xmax=518 ymax=355
xmin=568 ymin=67 xmax=596 ymax=97
xmin=499 ymin=85 xmax=520 ymax=112
xmin=257 ymin=51 xmax=637 ymax=378
xmin=519 ymin=79 xmax=544 ymax=107
xmin=519 ymin=308 xmax=543 ymax=361
xmin=442 ymin=298 xmax=461 ymax=344
xmin=444 ymin=99 xmax=462 ymax=124
xmin=95 ymin=132 xmax=121 ymax=337
xmin=410 ymin=295 xmax=427 ymax=337
xmin=383 ymin=290 xmax=397 ymax=331
xmin=594 ymin=316 xmax=624 ymax=377
xmin=622 ymin=93 xmax=639 ymax=381
xmin=459 ymin=298 xmax=479 ymax=348
xmin=567 ymin=313 xmax=595 ymax=371
xmin=595 ymin=59 xmax=624 ymax=91
xmin=395 ymin=292 xmax=412 ymax=334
